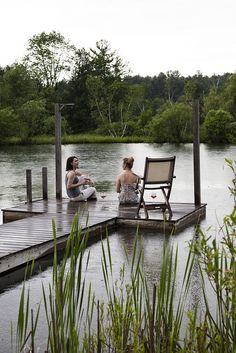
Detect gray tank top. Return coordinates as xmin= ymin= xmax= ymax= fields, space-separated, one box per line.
xmin=65 ymin=174 xmax=81 ymax=198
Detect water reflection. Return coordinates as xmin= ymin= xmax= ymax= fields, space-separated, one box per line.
xmin=117 ymin=227 xmax=172 ymax=285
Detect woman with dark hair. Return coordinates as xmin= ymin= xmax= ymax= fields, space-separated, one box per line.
xmin=116 ymin=157 xmax=140 ymax=204
xmin=65 ymin=156 xmax=97 ymax=201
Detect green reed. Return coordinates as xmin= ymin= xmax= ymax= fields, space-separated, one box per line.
xmin=42 ymin=214 xmax=90 ymax=353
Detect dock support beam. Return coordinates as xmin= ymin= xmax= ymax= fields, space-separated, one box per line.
xmin=192 ymin=99 xmax=201 ymax=206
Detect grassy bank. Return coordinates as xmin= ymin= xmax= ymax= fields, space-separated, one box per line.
xmin=2 ymin=134 xmax=235 ymax=146
xmin=0 ymin=134 xmax=152 ymax=146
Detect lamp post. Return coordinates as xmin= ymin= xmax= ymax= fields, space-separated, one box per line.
xmin=55 ymin=103 xmax=74 ymax=199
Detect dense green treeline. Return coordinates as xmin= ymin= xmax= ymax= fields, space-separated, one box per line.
xmin=0 ymin=31 xmax=236 ymax=144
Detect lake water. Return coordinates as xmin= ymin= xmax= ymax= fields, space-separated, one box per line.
xmin=0 ymin=143 xmax=235 ymax=352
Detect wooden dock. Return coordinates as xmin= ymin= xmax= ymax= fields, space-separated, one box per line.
xmin=0 ymin=198 xmax=206 ymax=275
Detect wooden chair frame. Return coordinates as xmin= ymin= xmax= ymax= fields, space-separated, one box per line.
xmin=136 ymin=156 xmax=176 ymax=219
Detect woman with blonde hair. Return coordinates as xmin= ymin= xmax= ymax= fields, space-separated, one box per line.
xmin=116 ymin=157 xmax=140 ymax=204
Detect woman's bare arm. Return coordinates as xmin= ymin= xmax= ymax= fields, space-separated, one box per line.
xmin=67 ymin=171 xmax=87 ymax=189
xmin=116 ymin=176 xmax=121 ymax=193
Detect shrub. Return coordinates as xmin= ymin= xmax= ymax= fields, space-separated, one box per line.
xmin=0 ymin=107 xmax=19 ymax=138
xmin=146 ymin=102 xmax=192 ymax=142
xmin=202 ymin=109 xmax=234 ymax=144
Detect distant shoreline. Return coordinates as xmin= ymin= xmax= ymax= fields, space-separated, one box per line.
xmin=1 ymin=134 xmax=235 ymax=146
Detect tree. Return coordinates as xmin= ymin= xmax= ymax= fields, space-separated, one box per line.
xmin=146 ymin=103 xmax=192 ymax=142
xmin=0 ymin=107 xmax=19 ymax=138
xmin=184 ymin=79 xmax=203 ymax=100
xmin=184 ymin=75 xmax=205 ymax=124
xmin=43 ymin=115 xmax=70 ymax=135
xmin=66 ymin=48 xmax=95 ymax=133
xmin=90 ymin=40 xmax=128 ymax=82
xmin=221 ymin=73 xmax=236 ymax=118
xmin=148 ymin=73 xmax=167 ymax=100
xmin=203 ymin=88 xmax=223 ymax=115
xmin=202 ymin=73 xmax=231 ymax=117
xmin=17 ymin=99 xmax=47 ymax=141
xmin=202 ymin=109 xmax=235 ymax=144
xmin=86 ymin=40 xmax=132 ymax=136
xmin=24 ymin=31 xmax=75 ymax=87
xmin=1 ymin=64 xmax=38 ymax=108
xmin=165 ymin=70 xmax=184 ymax=103
xmin=86 ymin=75 xmax=132 ymax=136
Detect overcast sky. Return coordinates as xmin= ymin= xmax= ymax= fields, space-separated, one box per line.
xmin=1 ymin=0 xmax=236 ymax=77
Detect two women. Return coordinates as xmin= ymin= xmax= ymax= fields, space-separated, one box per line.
xmin=66 ymin=155 xmax=140 ymax=204
xmin=65 ymin=156 xmax=97 ymax=201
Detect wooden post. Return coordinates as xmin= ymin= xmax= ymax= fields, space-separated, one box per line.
xmin=42 ymin=167 xmax=48 ymax=200
xmin=26 ymin=169 xmax=32 ymax=203
xmin=55 ymin=103 xmax=62 ymax=199
xmin=192 ymin=99 xmax=201 ymax=205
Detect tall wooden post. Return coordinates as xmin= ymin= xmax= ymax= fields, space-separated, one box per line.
xmin=55 ymin=103 xmax=62 ymax=199
xmin=26 ymin=169 xmax=32 ymax=203
xmin=42 ymin=167 xmax=48 ymax=200
xmin=192 ymin=99 xmax=201 ymax=205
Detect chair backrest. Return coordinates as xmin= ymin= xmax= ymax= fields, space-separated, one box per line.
xmin=143 ymin=156 xmax=176 ymax=185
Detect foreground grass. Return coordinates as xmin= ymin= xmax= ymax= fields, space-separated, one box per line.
xmin=13 ymin=160 xmax=236 ymax=353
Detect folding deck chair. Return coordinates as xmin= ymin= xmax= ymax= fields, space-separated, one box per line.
xmin=136 ymin=156 xmax=176 ymax=219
